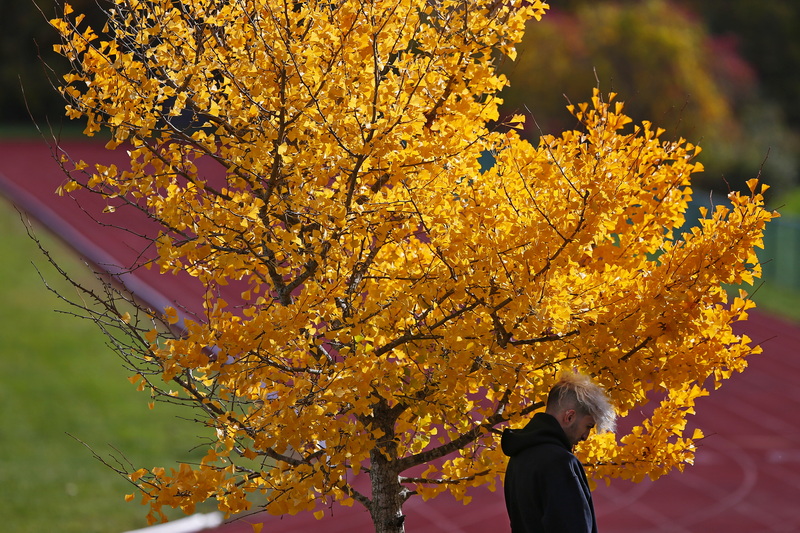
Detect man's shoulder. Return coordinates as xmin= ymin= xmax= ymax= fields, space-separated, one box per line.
xmin=512 ymin=440 xmax=574 ymax=462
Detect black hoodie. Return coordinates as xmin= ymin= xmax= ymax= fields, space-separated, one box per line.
xmin=501 ymin=412 xmax=598 ymax=533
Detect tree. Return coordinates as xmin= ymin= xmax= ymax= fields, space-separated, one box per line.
xmin=498 ymin=0 xmax=799 ymax=196
xmin=680 ymin=0 xmax=800 ymax=128
xmin=49 ymin=1 xmax=775 ymax=532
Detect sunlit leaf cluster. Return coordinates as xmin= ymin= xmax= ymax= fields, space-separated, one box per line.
xmin=51 ymin=0 xmax=775 ymax=529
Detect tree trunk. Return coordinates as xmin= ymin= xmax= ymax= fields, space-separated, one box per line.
xmin=368 ymin=448 xmax=405 ymax=533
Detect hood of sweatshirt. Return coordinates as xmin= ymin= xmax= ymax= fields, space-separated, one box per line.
xmin=501 ymin=412 xmax=572 ymax=457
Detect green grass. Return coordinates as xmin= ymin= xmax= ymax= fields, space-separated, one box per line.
xmin=0 ymin=205 xmax=214 ymax=533
xmin=770 ymin=187 xmax=800 ymax=217
xmin=749 ymin=281 xmax=800 ymax=323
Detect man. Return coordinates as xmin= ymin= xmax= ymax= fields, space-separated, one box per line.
xmin=502 ymin=372 xmax=616 ymax=533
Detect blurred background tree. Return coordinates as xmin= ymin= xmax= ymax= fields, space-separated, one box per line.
xmin=684 ymin=0 xmax=800 ymax=128
xmin=497 ymin=0 xmax=800 ymax=199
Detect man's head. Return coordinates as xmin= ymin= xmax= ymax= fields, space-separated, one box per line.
xmin=545 ymin=372 xmax=616 ymax=447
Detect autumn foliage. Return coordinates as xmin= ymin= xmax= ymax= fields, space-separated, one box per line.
xmin=50 ymin=0 xmax=775 ymax=531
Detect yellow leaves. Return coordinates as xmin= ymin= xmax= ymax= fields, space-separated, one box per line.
xmin=55 ymin=178 xmax=80 ymax=196
xmin=163 ymin=306 xmax=179 ymax=325
xmin=506 ymin=113 xmax=527 ymax=130
xmin=747 ymin=177 xmax=767 ymax=195
xmin=129 ymin=468 xmax=149 ymax=482
xmin=144 ymin=328 xmax=158 ymax=343
xmin=202 ymin=448 xmax=225 ymax=466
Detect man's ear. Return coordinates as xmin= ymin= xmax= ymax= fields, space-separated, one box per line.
xmin=563 ymin=409 xmax=576 ymax=425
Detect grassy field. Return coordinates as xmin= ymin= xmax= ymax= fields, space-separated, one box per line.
xmin=747 ymin=280 xmax=800 ymax=323
xmin=0 ymin=205 xmax=214 ymax=533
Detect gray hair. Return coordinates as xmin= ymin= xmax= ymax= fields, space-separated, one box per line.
xmin=546 ymin=372 xmax=617 ymax=433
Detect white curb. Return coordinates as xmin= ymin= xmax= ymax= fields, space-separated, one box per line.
xmin=122 ymin=512 xmax=225 ymax=533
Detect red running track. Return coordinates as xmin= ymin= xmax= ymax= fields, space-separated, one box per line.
xmin=2 ymin=139 xmax=799 ymax=533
